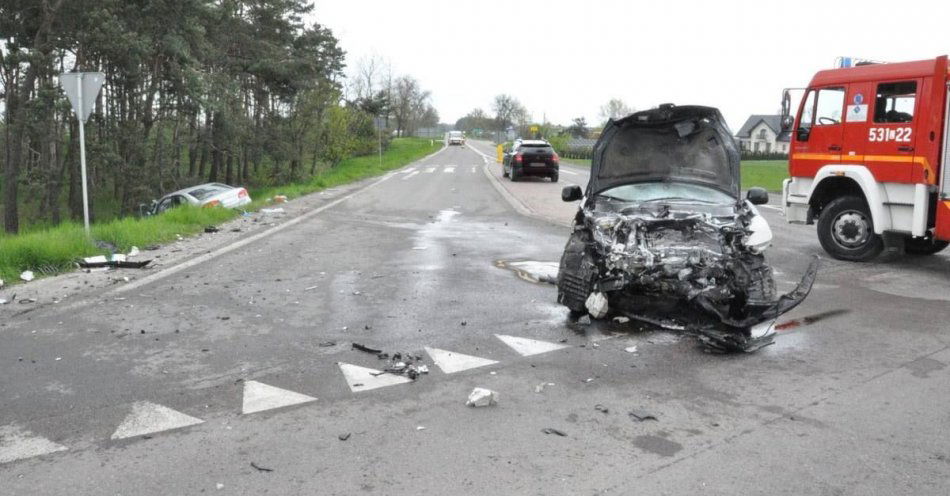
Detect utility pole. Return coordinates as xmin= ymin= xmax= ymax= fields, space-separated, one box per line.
xmin=59 ymin=72 xmax=105 ymax=235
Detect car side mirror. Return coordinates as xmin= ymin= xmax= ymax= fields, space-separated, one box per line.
xmin=562 ymin=185 xmax=583 ymax=202
xmin=796 ymin=126 xmax=810 ymax=141
xmin=746 ymin=187 xmax=769 ymax=205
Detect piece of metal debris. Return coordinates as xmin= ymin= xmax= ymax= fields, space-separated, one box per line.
xmin=542 ymin=428 xmax=567 ymax=436
xmin=629 ymin=410 xmax=658 ymax=422
xmin=318 ymin=341 xmax=336 ymax=347
xmin=466 ymin=387 xmax=498 ymax=407
xmin=595 ymin=404 xmax=610 ymax=414
xmin=338 ymin=433 xmax=351 ymax=441
xmin=352 ymin=343 xmax=382 ymax=354
xmin=250 ymin=462 xmax=273 ymax=472
xmin=79 ymin=259 xmax=151 ymax=269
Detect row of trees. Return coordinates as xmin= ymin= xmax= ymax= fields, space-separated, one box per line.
xmin=0 ymin=1 xmax=438 ymax=234
xmin=453 ymin=95 xmax=634 ymax=140
xmin=346 ymin=56 xmax=439 ymax=138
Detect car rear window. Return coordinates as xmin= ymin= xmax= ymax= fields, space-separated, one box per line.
xmin=187 ymin=184 xmax=228 ymax=200
xmin=521 ymin=144 xmax=552 ymax=151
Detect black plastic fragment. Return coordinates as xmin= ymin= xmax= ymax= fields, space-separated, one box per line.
xmin=351 ymin=343 xmax=382 ymax=354
xmin=542 ymin=428 xmax=567 ymax=436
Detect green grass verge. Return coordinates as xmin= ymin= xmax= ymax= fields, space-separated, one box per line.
xmin=0 ymin=138 xmax=441 ymax=285
xmin=741 ymin=160 xmax=788 ymax=192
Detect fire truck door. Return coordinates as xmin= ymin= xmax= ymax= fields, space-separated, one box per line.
xmin=864 ymin=79 xmax=922 ymax=183
xmin=790 ymin=86 xmax=846 ymax=177
xmin=935 ymin=82 xmax=950 ymax=241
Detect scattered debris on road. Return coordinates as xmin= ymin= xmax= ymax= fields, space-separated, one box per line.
xmin=318 ymin=341 xmax=336 ymax=347
xmin=250 ymin=462 xmax=273 ymax=472
xmin=466 ymin=387 xmax=498 ymax=407
xmin=20 ymin=271 xmax=34 ymax=282
xmin=204 ymin=226 xmax=220 ymax=233
xmin=260 ymin=208 xmax=285 ymax=215
xmin=338 ymin=433 xmax=351 ymax=441
xmin=494 ymin=260 xmax=560 ymax=285
xmin=629 ymin=410 xmax=658 ymax=422
xmin=542 ymin=427 xmax=567 ymax=436
xmin=624 ymin=345 xmax=638 ymax=353
xmin=595 ymin=404 xmax=610 ymax=414
xmin=272 ymin=195 xmax=288 ymax=203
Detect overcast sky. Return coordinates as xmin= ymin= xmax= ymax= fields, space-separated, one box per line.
xmin=310 ymin=0 xmax=949 ymax=131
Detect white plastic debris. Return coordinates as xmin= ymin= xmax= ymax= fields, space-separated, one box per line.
xmin=128 ymin=246 xmax=140 ymax=257
xmin=0 ymin=278 xmax=4 ymax=288
xmin=534 ymin=382 xmax=555 ymax=393
xmin=20 ymin=270 xmax=34 ymax=282
xmin=585 ymin=292 xmax=608 ymax=319
xmin=416 ymin=426 xmax=426 ymax=431
xmin=466 ymin=387 xmax=498 ymax=407
xmin=624 ymin=345 xmax=638 ymax=353
xmin=613 ymin=316 xmax=630 ymax=324
xmin=417 ymin=365 xmax=429 ymax=374
xmin=0 ymin=298 xmax=7 ymax=305
xmin=83 ymin=255 xmax=107 ymax=264
xmin=261 ymin=208 xmax=285 ymax=214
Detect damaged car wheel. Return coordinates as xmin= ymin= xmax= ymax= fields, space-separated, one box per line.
xmin=557 ymin=230 xmax=597 ymax=314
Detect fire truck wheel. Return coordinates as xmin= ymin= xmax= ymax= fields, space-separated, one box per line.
xmin=817 ymin=196 xmax=884 ymax=261
xmin=904 ymin=237 xmax=950 ymax=255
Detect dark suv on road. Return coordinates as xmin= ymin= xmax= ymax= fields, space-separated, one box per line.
xmin=502 ymin=139 xmax=559 ymax=182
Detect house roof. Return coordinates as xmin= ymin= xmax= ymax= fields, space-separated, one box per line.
xmin=736 ymin=114 xmax=791 ymax=142
xmin=736 ymin=115 xmax=780 ymax=137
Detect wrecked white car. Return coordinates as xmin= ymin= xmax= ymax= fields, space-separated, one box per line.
xmin=557 ymin=104 xmax=818 ymax=352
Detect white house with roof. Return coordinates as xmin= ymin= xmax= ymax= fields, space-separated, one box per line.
xmin=735 ymin=115 xmax=790 ymax=154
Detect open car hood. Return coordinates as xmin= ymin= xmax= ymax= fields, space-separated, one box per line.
xmin=587 ymin=105 xmax=740 ymax=198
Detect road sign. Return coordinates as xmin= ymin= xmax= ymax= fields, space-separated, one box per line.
xmin=59 ymin=72 xmax=104 ymax=123
xmin=58 ymin=72 xmax=105 ymax=234
xmin=530 ymin=125 xmax=539 ymax=134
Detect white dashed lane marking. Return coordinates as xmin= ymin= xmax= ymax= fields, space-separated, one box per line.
xmin=444 ymin=165 xmax=455 ymax=173
xmin=110 ymin=401 xmax=204 ymax=440
xmin=424 ymin=167 xmax=436 ymax=173
xmin=402 ymin=170 xmax=420 ymax=180
xmin=471 ymin=166 xmax=477 ymax=173
xmin=425 ymin=346 xmax=498 ymax=374
xmin=241 ymin=380 xmax=316 ymax=415
xmin=337 ymin=362 xmax=413 ymax=392
xmin=561 ymin=170 xmax=578 ymax=175
xmin=0 ymin=425 xmax=67 ymax=464
xmin=495 ymin=334 xmax=571 ymax=357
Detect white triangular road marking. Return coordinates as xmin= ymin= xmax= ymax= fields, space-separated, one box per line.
xmin=0 ymin=425 xmax=67 ymax=464
xmin=495 ymin=334 xmax=570 ymax=357
xmin=111 ymin=401 xmax=203 ymax=440
xmin=425 ymin=346 xmax=498 ymax=374
xmin=338 ymin=362 xmax=413 ymax=392
xmin=242 ymin=380 xmax=316 ymax=415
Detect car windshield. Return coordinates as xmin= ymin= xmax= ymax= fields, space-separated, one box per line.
xmin=186 ymin=184 xmax=229 ymax=200
xmin=598 ymin=182 xmax=734 ymax=204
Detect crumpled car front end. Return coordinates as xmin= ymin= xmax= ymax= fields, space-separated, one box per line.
xmin=556 ymin=104 xmax=818 ymax=352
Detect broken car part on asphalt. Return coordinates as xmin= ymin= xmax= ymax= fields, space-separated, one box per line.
xmin=466 ymin=388 xmax=498 ymax=407
xmin=555 ymin=104 xmax=819 ymax=352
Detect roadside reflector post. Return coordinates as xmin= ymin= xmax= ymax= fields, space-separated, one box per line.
xmin=59 ymin=72 xmax=105 ymax=235
xmin=497 ymin=144 xmax=504 ymax=163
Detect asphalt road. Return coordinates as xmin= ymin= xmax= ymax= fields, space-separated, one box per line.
xmin=1 ymin=142 xmax=949 ymax=495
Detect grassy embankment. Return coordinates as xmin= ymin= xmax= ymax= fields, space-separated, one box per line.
xmin=0 ymin=138 xmax=441 ymax=283
xmin=560 ymin=158 xmax=789 ymax=192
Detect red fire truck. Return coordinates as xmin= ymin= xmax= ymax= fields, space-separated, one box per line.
xmin=781 ymin=56 xmax=950 ymax=261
